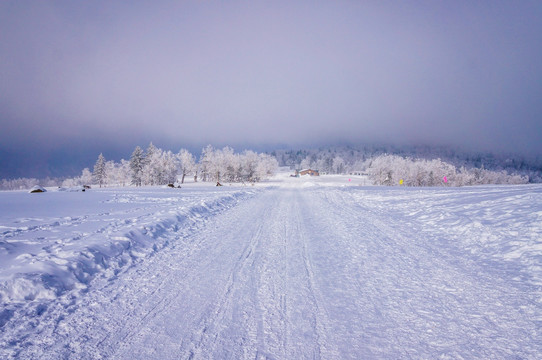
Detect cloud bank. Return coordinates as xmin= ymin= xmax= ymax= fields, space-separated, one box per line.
xmin=1 ymin=1 xmax=541 ymax=177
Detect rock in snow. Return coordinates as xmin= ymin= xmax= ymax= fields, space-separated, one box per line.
xmin=28 ymin=185 xmax=46 ymax=193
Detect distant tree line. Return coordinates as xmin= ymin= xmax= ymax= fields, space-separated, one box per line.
xmin=0 ymin=144 xmax=278 ymax=190
xmin=0 ymin=177 xmax=62 ymax=191
xmin=273 ymin=145 xmax=540 ymax=185
xmin=1 ymin=143 xmax=540 ymax=190
xmin=364 ymin=155 xmax=528 ymax=186
xmin=79 ymin=143 xmax=277 ymax=188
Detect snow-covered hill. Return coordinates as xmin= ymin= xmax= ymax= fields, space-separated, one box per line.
xmin=1 ymin=180 xmax=541 ymax=358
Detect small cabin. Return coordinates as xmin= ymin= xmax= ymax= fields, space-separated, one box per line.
xmin=296 ymin=169 xmax=319 ymax=177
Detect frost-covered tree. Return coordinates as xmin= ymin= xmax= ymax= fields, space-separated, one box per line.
xmin=161 ymin=150 xmax=178 ymax=184
xmin=63 ymin=167 xmax=93 ymax=187
xmin=333 ymin=156 xmax=345 ymax=174
xmin=223 ymin=149 xmax=241 ymax=183
xmin=212 ymin=147 xmax=240 ymax=183
xmin=117 ymin=159 xmax=131 ymax=186
xmin=219 ymin=147 xmax=236 ymax=183
xmin=93 ymin=153 xmax=107 ymax=188
xmin=135 ymin=145 xmax=179 ymax=186
xmin=0 ymin=177 xmax=43 ymax=190
xmin=105 ymin=160 xmax=117 ymax=186
xmin=80 ymin=168 xmax=93 ymax=186
xmin=130 ymin=146 xmax=145 ymax=186
xmin=363 ymin=154 xmax=529 ymax=187
xmin=145 ymin=142 xmax=158 ymax=159
xmin=209 ymin=147 xmax=224 ymax=182
xmin=242 ymin=150 xmax=260 ymax=183
xmin=256 ymin=153 xmax=279 ymax=181
xmin=61 ymin=177 xmax=78 ymax=187
xmin=300 ymin=156 xmax=312 ymax=170
xmin=199 ymin=145 xmax=214 ymax=182
xmin=193 ymin=146 xmax=277 ymax=184
xmin=142 ymin=142 xmax=161 ymax=185
xmin=177 ymin=149 xmax=195 ymax=184
xmin=193 ymin=162 xmax=199 ymax=183
xmin=105 ymin=160 xmax=132 ymax=187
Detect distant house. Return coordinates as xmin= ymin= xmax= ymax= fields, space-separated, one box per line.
xmin=296 ymin=169 xmax=320 ymax=176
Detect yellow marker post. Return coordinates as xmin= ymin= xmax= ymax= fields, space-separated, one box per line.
xmin=399 ymin=179 xmax=404 ymax=185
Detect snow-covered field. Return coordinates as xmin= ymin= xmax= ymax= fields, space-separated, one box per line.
xmin=1 ymin=174 xmax=541 ymax=359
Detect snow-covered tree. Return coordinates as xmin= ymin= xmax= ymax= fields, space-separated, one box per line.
xmin=161 ymin=150 xmax=178 ymax=184
xmin=333 ymin=156 xmax=345 ymax=174
xmin=193 ymin=146 xmax=277 ymax=184
xmin=223 ymin=149 xmax=241 ymax=183
xmin=363 ymin=154 xmax=530 ymax=187
xmin=80 ymin=168 xmax=93 ymax=186
xmin=117 ymin=159 xmax=131 ymax=186
xmin=104 ymin=160 xmax=117 ymax=186
xmin=142 ymin=142 xmax=161 ymax=185
xmin=219 ymin=147 xmax=236 ymax=183
xmin=300 ymin=156 xmax=312 ymax=170
xmin=209 ymin=147 xmax=224 ymax=183
xmin=93 ymin=153 xmax=107 ymax=188
xmin=256 ymin=153 xmax=278 ymax=181
xmin=241 ymin=150 xmax=260 ymax=183
xmin=61 ymin=177 xmax=78 ymax=187
xmin=177 ymin=149 xmax=195 ymax=184
xmin=130 ymin=146 xmax=145 ymax=186
xmin=199 ymin=145 xmax=214 ymax=182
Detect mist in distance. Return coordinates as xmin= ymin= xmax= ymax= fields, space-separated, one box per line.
xmin=1 ymin=1 xmax=541 ymax=178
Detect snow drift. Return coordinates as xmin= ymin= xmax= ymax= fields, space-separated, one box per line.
xmin=0 ymin=187 xmax=258 ymax=305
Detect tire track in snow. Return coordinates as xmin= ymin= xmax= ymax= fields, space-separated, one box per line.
xmin=292 ymin=191 xmax=341 ymax=359
xmin=109 ymin=188 xmax=343 ymax=359
xmin=182 ymin=201 xmax=270 ymax=359
xmin=181 ymin=189 xmax=336 ymax=359
xmin=110 ymin=190 xmax=280 ymax=359
xmin=248 ymin=189 xmax=339 ymax=359
xmin=108 ymin=199 xmax=268 ymax=359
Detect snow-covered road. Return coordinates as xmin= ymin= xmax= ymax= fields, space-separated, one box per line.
xmin=1 ymin=182 xmax=541 ymax=359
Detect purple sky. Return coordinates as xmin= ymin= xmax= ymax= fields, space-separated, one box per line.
xmin=1 ymin=1 xmax=541 ymax=177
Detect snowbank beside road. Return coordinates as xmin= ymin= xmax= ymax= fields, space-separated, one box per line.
xmin=0 ymin=187 xmax=258 ymax=305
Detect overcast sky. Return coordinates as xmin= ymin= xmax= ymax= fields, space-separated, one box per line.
xmin=1 ymin=1 xmax=541 ymax=177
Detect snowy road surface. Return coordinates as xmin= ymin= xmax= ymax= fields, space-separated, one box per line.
xmin=1 ymin=181 xmax=542 ymax=359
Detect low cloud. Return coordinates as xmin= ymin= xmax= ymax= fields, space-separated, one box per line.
xmin=1 ymin=1 xmax=541 ymax=177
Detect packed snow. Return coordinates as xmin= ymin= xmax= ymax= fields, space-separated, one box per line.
xmin=1 ymin=174 xmax=541 ymax=358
